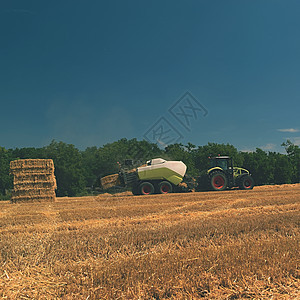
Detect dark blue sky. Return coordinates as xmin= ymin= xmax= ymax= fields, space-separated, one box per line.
xmin=1 ymin=0 xmax=299 ymax=152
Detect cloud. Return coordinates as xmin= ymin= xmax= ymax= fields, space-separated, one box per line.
xmin=240 ymin=147 xmax=255 ymax=153
xmin=277 ymin=128 xmax=299 ymax=133
xmin=261 ymin=143 xmax=276 ymax=151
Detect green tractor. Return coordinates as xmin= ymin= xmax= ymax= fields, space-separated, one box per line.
xmin=198 ymin=156 xmax=254 ymax=191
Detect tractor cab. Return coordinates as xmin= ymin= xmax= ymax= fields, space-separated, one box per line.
xmin=209 ymin=156 xmax=233 ymax=171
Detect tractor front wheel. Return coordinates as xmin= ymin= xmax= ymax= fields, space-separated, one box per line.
xmin=210 ymin=172 xmax=228 ymax=191
xmin=139 ymin=182 xmax=154 ymax=195
xmin=239 ymin=175 xmax=254 ymax=190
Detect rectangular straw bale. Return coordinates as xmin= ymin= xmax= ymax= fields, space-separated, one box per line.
xmin=11 ymin=194 xmax=56 ymax=203
xmin=14 ymin=183 xmax=55 ymax=193
xmin=11 ymin=189 xmax=56 ymax=198
xmin=10 ymin=167 xmax=54 ymax=176
xmin=10 ymin=159 xmax=54 ymax=169
xmin=100 ymin=173 xmax=121 ymax=189
xmin=13 ymin=173 xmax=56 ymax=183
xmin=10 ymin=159 xmax=54 ymax=174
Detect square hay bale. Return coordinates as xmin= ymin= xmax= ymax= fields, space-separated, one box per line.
xmin=10 ymin=194 xmax=56 ymax=203
xmin=10 ymin=159 xmax=57 ymax=203
xmin=10 ymin=159 xmax=54 ymax=172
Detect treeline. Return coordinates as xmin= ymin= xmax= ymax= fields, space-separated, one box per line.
xmin=0 ymin=139 xmax=299 ymax=198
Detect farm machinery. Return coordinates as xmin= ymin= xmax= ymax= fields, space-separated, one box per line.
xmin=198 ymin=155 xmax=254 ymax=191
xmin=100 ymin=156 xmax=254 ymax=195
xmin=101 ymin=158 xmax=195 ymax=195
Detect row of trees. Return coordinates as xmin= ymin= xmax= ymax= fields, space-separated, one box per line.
xmin=0 ymin=139 xmax=299 ymax=198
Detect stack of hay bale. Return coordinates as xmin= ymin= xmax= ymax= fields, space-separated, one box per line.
xmin=10 ymin=159 xmax=57 ymax=203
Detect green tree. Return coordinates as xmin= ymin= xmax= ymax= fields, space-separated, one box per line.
xmin=273 ymin=153 xmax=292 ymax=184
xmin=81 ymin=146 xmax=100 ymax=188
xmin=43 ymin=141 xmax=86 ymax=197
xmin=0 ymin=147 xmax=13 ymax=197
xmin=241 ymin=149 xmax=275 ymax=185
xmin=281 ymin=140 xmax=300 ymax=183
xmin=11 ymin=147 xmax=44 ymax=159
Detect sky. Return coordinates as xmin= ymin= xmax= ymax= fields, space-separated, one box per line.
xmin=0 ymin=0 xmax=299 ymax=152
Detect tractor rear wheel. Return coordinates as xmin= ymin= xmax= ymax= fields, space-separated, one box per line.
xmin=239 ymin=175 xmax=254 ymax=190
xmin=210 ymin=172 xmax=228 ymax=191
xmin=158 ymin=181 xmax=173 ymax=194
xmin=139 ymin=182 xmax=154 ymax=195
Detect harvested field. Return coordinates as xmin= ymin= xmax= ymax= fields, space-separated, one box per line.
xmin=0 ymin=184 xmax=299 ymax=299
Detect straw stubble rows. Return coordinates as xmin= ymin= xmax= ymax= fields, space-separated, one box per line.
xmin=0 ymin=184 xmax=299 ymax=299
